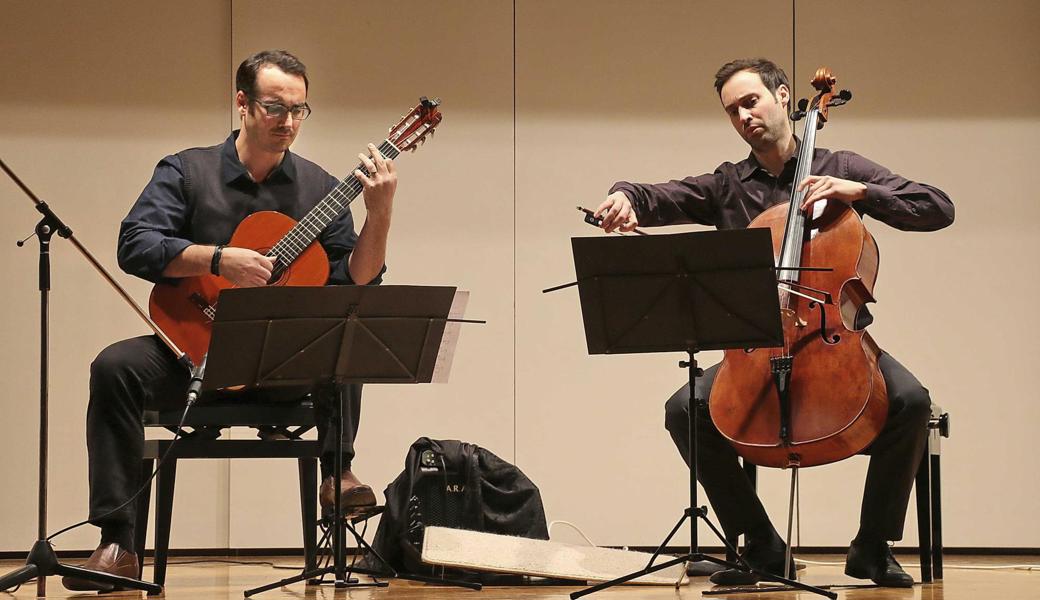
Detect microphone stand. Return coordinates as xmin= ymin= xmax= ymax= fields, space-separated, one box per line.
xmin=0 ymin=158 xmax=188 ymax=597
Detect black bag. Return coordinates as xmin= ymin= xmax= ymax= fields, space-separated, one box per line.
xmin=368 ymin=437 xmax=549 ymax=576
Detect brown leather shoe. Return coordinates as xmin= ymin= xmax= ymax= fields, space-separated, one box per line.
xmin=319 ymin=469 xmax=377 ymax=511
xmin=61 ymin=542 xmax=139 ymax=592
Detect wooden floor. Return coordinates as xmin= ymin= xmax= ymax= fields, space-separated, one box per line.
xmin=1 ymin=554 xmax=1037 ymax=599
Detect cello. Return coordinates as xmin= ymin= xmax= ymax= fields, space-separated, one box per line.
xmin=708 ymin=68 xmax=888 ymax=469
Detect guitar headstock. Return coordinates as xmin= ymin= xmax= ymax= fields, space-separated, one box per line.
xmin=388 ymin=97 xmax=443 ymax=152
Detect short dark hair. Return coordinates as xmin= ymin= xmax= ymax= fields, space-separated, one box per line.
xmin=235 ymin=49 xmax=309 ymax=99
xmin=714 ymin=58 xmax=790 ymax=98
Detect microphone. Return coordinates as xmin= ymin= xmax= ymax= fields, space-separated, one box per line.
xmin=186 ymin=354 xmax=208 ymax=406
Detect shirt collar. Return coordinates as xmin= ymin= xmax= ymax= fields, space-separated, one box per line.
xmin=221 ymin=130 xmax=297 ymax=185
xmin=736 ymin=136 xmax=802 ymax=182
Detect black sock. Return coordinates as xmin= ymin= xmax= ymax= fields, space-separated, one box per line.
xmin=100 ymin=524 xmax=134 ymax=552
xmin=852 ymin=532 xmax=890 ymax=553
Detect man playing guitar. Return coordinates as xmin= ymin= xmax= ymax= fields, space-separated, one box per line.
xmin=64 ymin=49 xmax=395 ymax=591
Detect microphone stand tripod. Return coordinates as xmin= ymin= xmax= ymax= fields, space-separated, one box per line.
xmin=0 ymin=159 xmax=185 ymax=597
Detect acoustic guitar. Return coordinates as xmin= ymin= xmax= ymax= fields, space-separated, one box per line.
xmin=149 ymin=97 xmax=443 ymax=366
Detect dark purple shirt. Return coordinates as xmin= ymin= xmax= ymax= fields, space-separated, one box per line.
xmin=610 ymin=147 xmax=954 ymax=232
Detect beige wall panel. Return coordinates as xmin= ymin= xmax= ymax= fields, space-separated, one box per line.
xmin=515 ymin=0 xmax=796 ymax=547
xmin=792 ymin=0 xmax=1040 ymax=547
xmin=227 ymin=1 xmax=515 ymax=547
xmin=0 ymin=2 xmax=232 ymax=551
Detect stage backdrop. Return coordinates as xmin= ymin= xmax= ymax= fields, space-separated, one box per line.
xmin=1 ymin=0 xmax=1037 ymax=554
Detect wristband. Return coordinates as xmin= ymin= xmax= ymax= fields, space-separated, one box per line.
xmin=210 ymin=245 xmax=225 ymax=276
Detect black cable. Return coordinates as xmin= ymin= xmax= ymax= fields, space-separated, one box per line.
xmin=45 ymin=401 xmax=194 ymax=542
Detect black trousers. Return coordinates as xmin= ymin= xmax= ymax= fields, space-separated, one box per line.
xmin=86 ymin=335 xmax=362 ymax=532
xmin=664 ymin=352 xmax=931 ymax=543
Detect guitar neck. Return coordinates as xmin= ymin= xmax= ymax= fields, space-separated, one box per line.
xmin=268 ymin=139 xmax=402 ymax=265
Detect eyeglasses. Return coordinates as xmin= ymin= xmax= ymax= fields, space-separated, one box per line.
xmin=250 ymin=97 xmax=312 ymax=121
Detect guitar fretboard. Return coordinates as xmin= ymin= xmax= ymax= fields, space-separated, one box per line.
xmin=268 ymin=139 xmax=401 ymax=267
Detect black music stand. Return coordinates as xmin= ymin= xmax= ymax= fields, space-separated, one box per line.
xmin=562 ymin=229 xmax=835 ymax=599
xmin=191 ymin=285 xmax=481 ymax=596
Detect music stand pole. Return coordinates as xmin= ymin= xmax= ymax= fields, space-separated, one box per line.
xmin=193 ymin=285 xmax=481 ymax=597
xmin=561 ymin=230 xmax=835 ymax=600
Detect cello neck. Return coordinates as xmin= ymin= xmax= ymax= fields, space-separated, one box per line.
xmin=776 ymin=107 xmax=820 ymax=285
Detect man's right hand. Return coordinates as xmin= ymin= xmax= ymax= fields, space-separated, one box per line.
xmin=595 ymin=192 xmax=640 ymax=233
xmin=218 ymin=247 xmax=274 ymax=288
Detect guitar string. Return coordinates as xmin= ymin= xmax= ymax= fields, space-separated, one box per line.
xmin=269 ymin=140 xmax=401 ymax=263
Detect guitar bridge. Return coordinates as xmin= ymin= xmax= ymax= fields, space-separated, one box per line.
xmin=189 ymin=293 xmax=217 ymax=321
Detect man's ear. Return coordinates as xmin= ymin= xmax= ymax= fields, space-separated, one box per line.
xmin=776 ymin=84 xmax=790 ymax=110
xmin=235 ymin=90 xmax=249 ymax=117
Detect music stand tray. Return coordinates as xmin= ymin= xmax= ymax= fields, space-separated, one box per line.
xmin=566 ymin=229 xmax=836 ymax=599
xmin=197 ymin=285 xmax=481 ymax=596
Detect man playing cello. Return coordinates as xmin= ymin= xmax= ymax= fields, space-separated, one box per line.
xmin=595 ymin=58 xmax=953 ymax=587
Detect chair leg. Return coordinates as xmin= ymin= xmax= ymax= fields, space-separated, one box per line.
xmin=134 ymin=458 xmax=155 ymax=580
xmin=930 ymin=453 xmax=943 ymax=580
xmin=298 ymin=457 xmax=318 ymax=572
xmin=153 ymin=457 xmax=178 ymax=590
xmin=914 ymin=447 xmax=933 ymax=583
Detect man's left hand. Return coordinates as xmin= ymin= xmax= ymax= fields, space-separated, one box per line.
xmin=798 ymin=175 xmax=867 ymax=210
xmin=355 ymin=143 xmax=396 ymax=218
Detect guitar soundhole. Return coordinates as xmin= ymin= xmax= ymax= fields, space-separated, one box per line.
xmin=267 ymin=259 xmax=290 ymax=286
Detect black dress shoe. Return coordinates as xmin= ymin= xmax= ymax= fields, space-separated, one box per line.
xmin=61 ymin=543 xmax=139 ymax=592
xmin=845 ymin=538 xmax=915 ymax=588
xmin=710 ymin=535 xmax=795 ymax=585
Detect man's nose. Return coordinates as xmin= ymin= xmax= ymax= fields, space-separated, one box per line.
xmin=280 ymin=110 xmax=294 ymax=128
xmin=738 ymin=107 xmax=752 ymax=123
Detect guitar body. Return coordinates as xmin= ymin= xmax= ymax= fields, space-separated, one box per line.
xmin=149 ymin=210 xmax=330 ymax=366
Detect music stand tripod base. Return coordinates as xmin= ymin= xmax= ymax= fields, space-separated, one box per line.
xmin=196 ymin=286 xmax=480 ymax=597
xmin=564 ymin=231 xmax=835 ymax=600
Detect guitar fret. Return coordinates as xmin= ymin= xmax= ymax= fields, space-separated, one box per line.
xmin=271 ymin=133 xmax=414 ymax=267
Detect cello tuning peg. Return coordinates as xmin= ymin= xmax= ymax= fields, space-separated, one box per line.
xmin=798 ymin=98 xmax=809 ymax=111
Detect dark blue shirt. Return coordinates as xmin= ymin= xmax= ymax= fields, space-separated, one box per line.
xmin=118 ymin=131 xmax=379 ymax=285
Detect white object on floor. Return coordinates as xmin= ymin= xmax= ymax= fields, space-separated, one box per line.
xmin=421 ymin=526 xmax=686 ymax=585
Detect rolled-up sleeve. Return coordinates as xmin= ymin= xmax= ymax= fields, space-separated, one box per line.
xmin=842 ymin=151 xmax=955 ymax=232
xmin=117 ymin=155 xmax=194 ymax=283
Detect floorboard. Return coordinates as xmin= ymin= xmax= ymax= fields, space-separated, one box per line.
xmin=1 ymin=554 xmax=1037 ymax=599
